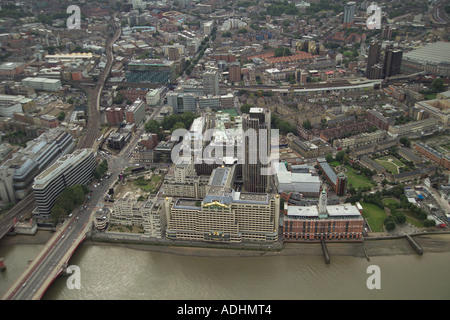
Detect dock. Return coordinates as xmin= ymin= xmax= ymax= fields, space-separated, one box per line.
xmin=406 ymin=234 xmax=423 ymax=255
xmin=321 ymin=239 xmax=330 ymax=264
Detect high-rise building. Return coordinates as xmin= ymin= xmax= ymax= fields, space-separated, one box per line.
xmin=167 ymin=91 xmax=198 ymax=114
xmin=336 ymin=173 xmax=347 ymax=196
xmin=383 ymin=44 xmax=403 ymax=78
xmin=343 ymin=2 xmax=356 ymax=28
xmin=32 ymin=148 xmax=96 ymax=217
xmin=382 ymin=26 xmax=392 ymax=40
xmin=106 ymin=107 xmax=123 ymax=125
xmin=295 ymin=69 xmax=308 ymax=85
xmin=228 ymin=62 xmax=241 ymax=83
xmin=366 ymin=41 xmax=383 ymax=79
xmin=168 ymin=46 xmax=180 ymax=61
xmin=242 ymin=107 xmax=271 ymax=193
xmin=0 ymin=129 xmax=75 ymax=205
xmin=203 ymin=68 xmax=219 ymax=96
xmin=125 ymin=99 xmax=146 ymax=125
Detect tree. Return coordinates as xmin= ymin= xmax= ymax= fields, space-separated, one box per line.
xmin=58 ymin=112 xmax=66 ymax=121
xmin=240 ymin=104 xmax=253 ymax=114
xmin=335 ymin=150 xmax=346 ymax=163
xmin=399 ymin=137 xmax=411 ymax=148
xmin=145 ymin=120 xmax=160 ymax=134
xmin=302 ymin=119 xmax=312 ymax=129
xmin=384 ymin=216 xmax=396 ymax=231
xmin=392 ymin=211 xmax=406 ymax=224
xmin=423 ymin=219 xmax=436 ymax=227
xmin=94 ymin=160 xmax=108 ymax=180
xmin=51 ymin=206 xmax=66 ymax=224
xmin=113 ymin=92 xmax=124 ymax=104
xmin=272 ymin=115 xmax=296 ymax=135
xmin=274 ymin=47 xmax=292 ymax=57
xmin=170 ymin=121 xmax=186 ymax=133
xmin=325 ymin=153 xmax=334 ymax=163
xmin=431 ymin=78 xmax=445 ymax=93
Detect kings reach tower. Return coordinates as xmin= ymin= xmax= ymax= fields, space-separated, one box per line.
xmin=242 ymin=107 xmax=272 ymax=194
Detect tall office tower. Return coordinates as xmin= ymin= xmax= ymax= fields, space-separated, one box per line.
xmin=203 ymin=68 xmax=219 ymax=96
xmin=336 ymin=173 xmax=347 ymax=196
xmin=106 ymin=107 xmax=123 ymax=125
xmin=166 ymin=91 xmax=198 ymax=114
xmin=295 ymin=69 xmax=308 ymax=85
xmin=366 ymin=41 xmax=382 ymax=79
xmin=383 ymin=44 xmax=403 ymax=78
xmin=343 ymin=2 xmax=356 ymax=28
xmin=168 ymin=46 xmax=180 ymax=61
xmin=242 ymin=107 xmax=271 ymax=194
xmin=382 ymin=26 xmax=392 ymax=40
xmin=125 ymin=98 xmax=146 ymax=125
xmin=32 ymin=148 xmax=96 ymax=217
xmin=228 ymin=62 xmax=241 ymax=83
xmin=0 ymin=129 xmax=75 ymax=205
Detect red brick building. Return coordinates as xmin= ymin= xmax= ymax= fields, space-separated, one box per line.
xmin=283 ymin=199 xmax=364 ymax=242
xmin=106 ymin=107 xmax=123 ymax=125
xmin=414 ymin=142 xmax=450 ymax=170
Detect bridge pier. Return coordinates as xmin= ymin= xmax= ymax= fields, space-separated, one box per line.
xmin=321 ymin=239 xmax=330 ymax=264
xmin=406 ymin=234 xmax=423 ymax=255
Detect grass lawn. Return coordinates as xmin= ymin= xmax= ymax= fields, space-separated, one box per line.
xmin=382 ymin=198 xmax=399 ymax=206
xmin=360 ymin=202 xmax=387 ymax=232
xmin=378 ymin=155 xmax=404 ymax=166
xmin=375 ymin=156 xmax=405 ymax=174
xmin=343 ymin=165 xmax=375 ymax=189
xmin=402 ymin=210 xmax=426 ymax=228
xmin=133 ymin=174 xmax=163 ymax=193
xmin=424 ymin=93 xmax=437 ymax=100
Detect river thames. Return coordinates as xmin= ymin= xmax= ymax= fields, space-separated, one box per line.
xmin=1 ymin=233 xmax=450 ymax=300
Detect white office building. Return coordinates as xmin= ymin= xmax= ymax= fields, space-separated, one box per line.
xmin=273 ymin=162 xmax=321 ymax=197
xmin=167 ymin=91 xmax=198 ymax=114
xmin=22 ymin=77 xmax=62 ymax=92
xmin=203 ymin=68 xmax=219 ymax=96
xmin=32 ymin=148 xmax=96 ymax=217
xmin=0 ymin=129 xmax=75 ymax=205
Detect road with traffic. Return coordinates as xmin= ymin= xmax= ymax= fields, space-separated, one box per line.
xmin=1 ymin=11 xmax=126 ymax=300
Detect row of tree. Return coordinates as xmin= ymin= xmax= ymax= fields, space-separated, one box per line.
xmin=94 ymin=160 xmax=108 ymax=180
xmin=384 ymin=193 xmax=436 ymax=230
xmin=50 ymin=185 xmax=90 ymax=224
xmin=240 ymin=104 xmax=296 ymax=135
xmin=145 ymin=112 xmax=199 ymax=140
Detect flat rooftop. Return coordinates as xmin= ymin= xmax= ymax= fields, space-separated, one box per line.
xmin=403 ymin=41 xmax=450 ymax=65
